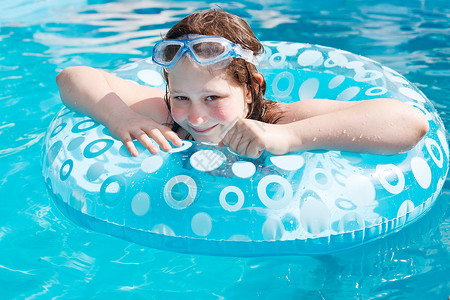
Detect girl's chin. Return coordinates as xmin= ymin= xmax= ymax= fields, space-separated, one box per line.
xmin=192 ymin=135 xmax=221 ymax=144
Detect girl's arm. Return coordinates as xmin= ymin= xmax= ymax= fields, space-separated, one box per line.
xmin=56 ymin=66 xmax=182 ymax=156
xmin=220 ymin=98 xmax=429 ymax=157
xmin=278 ymin=98 xmax=429 ymax=154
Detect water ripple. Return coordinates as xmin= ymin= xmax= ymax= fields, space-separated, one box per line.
xmin=0 ymin=130 xmax=45 ymax=158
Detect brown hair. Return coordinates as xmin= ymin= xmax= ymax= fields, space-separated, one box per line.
xmin=162 ymin=9 xmax=281 ymax=131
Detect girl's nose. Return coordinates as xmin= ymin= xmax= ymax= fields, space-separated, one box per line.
xmin=187 ymin=104 xmax=208 ymax=125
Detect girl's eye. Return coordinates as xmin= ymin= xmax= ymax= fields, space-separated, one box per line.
xmin=172 ymin=96 xmax=189 ymax=101
xmin=205 ymin=95 xmax=219 ymax=101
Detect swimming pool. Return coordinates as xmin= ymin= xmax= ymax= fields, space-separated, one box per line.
xmin=1 ymin=0 xmax=449 ymax=298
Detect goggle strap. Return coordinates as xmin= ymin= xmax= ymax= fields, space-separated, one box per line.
xmin=234 ymin=46 xmax=259 ymax=65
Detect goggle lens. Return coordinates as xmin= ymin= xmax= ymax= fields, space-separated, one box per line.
xmin=192 ymin=41 xmax=227 ymax=60
xmin=160 ymin=44 xmax=182 ymax=63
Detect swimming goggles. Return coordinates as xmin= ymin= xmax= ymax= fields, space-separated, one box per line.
xmin=152 ymin=36 xmax=258 ymax=69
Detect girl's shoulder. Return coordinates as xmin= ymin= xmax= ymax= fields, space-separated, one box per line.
xmin=262 ymin=99 xmax=286 ymax=124
xmin=102 ymin=70 xmax=171 ymax=125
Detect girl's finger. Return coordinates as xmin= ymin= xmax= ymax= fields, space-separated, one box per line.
xmin=247 ymin=144 xmax=263 ymax=158
xmin=123 ymin=136 xmax=139 ymax=157
xmin=134 ymin=130 xmax=159 ymax=154
xmin=146 ymin=128 xmax=171 ymax=152
xmin=160 ymin=127 xmax=183 ymax=147
xmin=221 ymin=123 xmax=237 ymax=146
xmin=236 ymin=136 xmax=251 ymax=156
xmin=228 ymin=131 xmax=244 ymax=153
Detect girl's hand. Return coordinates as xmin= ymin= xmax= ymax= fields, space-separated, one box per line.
xmin=220 ymin=119 xmax=291 ymax=158
xmin=106 ymin=108 xmax=182 ymax=157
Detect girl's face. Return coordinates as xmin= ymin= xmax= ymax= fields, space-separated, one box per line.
xmin=168 ymin=57 xmax=251 ymax=143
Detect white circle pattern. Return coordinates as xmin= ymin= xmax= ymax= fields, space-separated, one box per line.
xmin=163 ymin=175 xmax=197 ymax=209
xmin=328 ymin=75 xmax=345 ymax=89
xmin=257 ymin=175 xmax=293 ymax=210
xmin=437 ymin=130 xmax=449 ymax=158
xmin=365 ymin=86 xmax=388 ymax=96
xmin=376 ymin=164 xmax=405 ymax=194
xmin=269 ymin=53 xmax=286 ymax=67
xmin=345 ymin=175 xmax=376 ymax=206
xmin=141 ymin=156 xmax=163 ymax=173
xmin=137 ymin=69 xmax=164 ymax=86
xmin=231 ymin=161 xmax=256 ymax=178
xmin=190 ymin=149 xmax=225 ymax=172
xmin=131 ymin=192 xmax=150 ymax=216
xmin=191 ymin=213 xmax=212 ymax=237
xmin=272 ymin=71 xmax=295 ymax=98
xmin=220 ymin=186 xmax=245 ymax=212
xmin=270 ymin=155 xmax=305 ymax=171
xmin=299 ymin=78 xmax=320 ymax=100
xmin=425 ymin=138 xmax=443 ymax=168
xmin=411 ymin=157 xmax=432 ymax=189
xmin=298 ymin=50 xmax=324 ymax=66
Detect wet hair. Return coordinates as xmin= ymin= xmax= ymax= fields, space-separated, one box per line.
xmin=161 ymin=9 xmax=282 ymax=134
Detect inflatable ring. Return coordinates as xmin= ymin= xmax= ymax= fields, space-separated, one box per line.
xmin=42 ymin=42 xmax=449 ymax=256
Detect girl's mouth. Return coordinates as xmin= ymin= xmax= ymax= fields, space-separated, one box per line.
xmin=191 ymin=124 xmax=218 ymax=135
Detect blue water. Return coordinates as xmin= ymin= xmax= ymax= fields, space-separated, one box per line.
xmin=1 ymin=0 xmax=449 ymax=298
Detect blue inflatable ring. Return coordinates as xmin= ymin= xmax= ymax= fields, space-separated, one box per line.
xmin=42 ymin=42 xmax=449 ymax=256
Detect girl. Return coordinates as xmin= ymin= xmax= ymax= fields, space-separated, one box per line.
xmin=56 ymin=9 xmax=429 ymax=158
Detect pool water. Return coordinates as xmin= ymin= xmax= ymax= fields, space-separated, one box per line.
xmin=1 ymin=0 xmax=449 ymax=298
